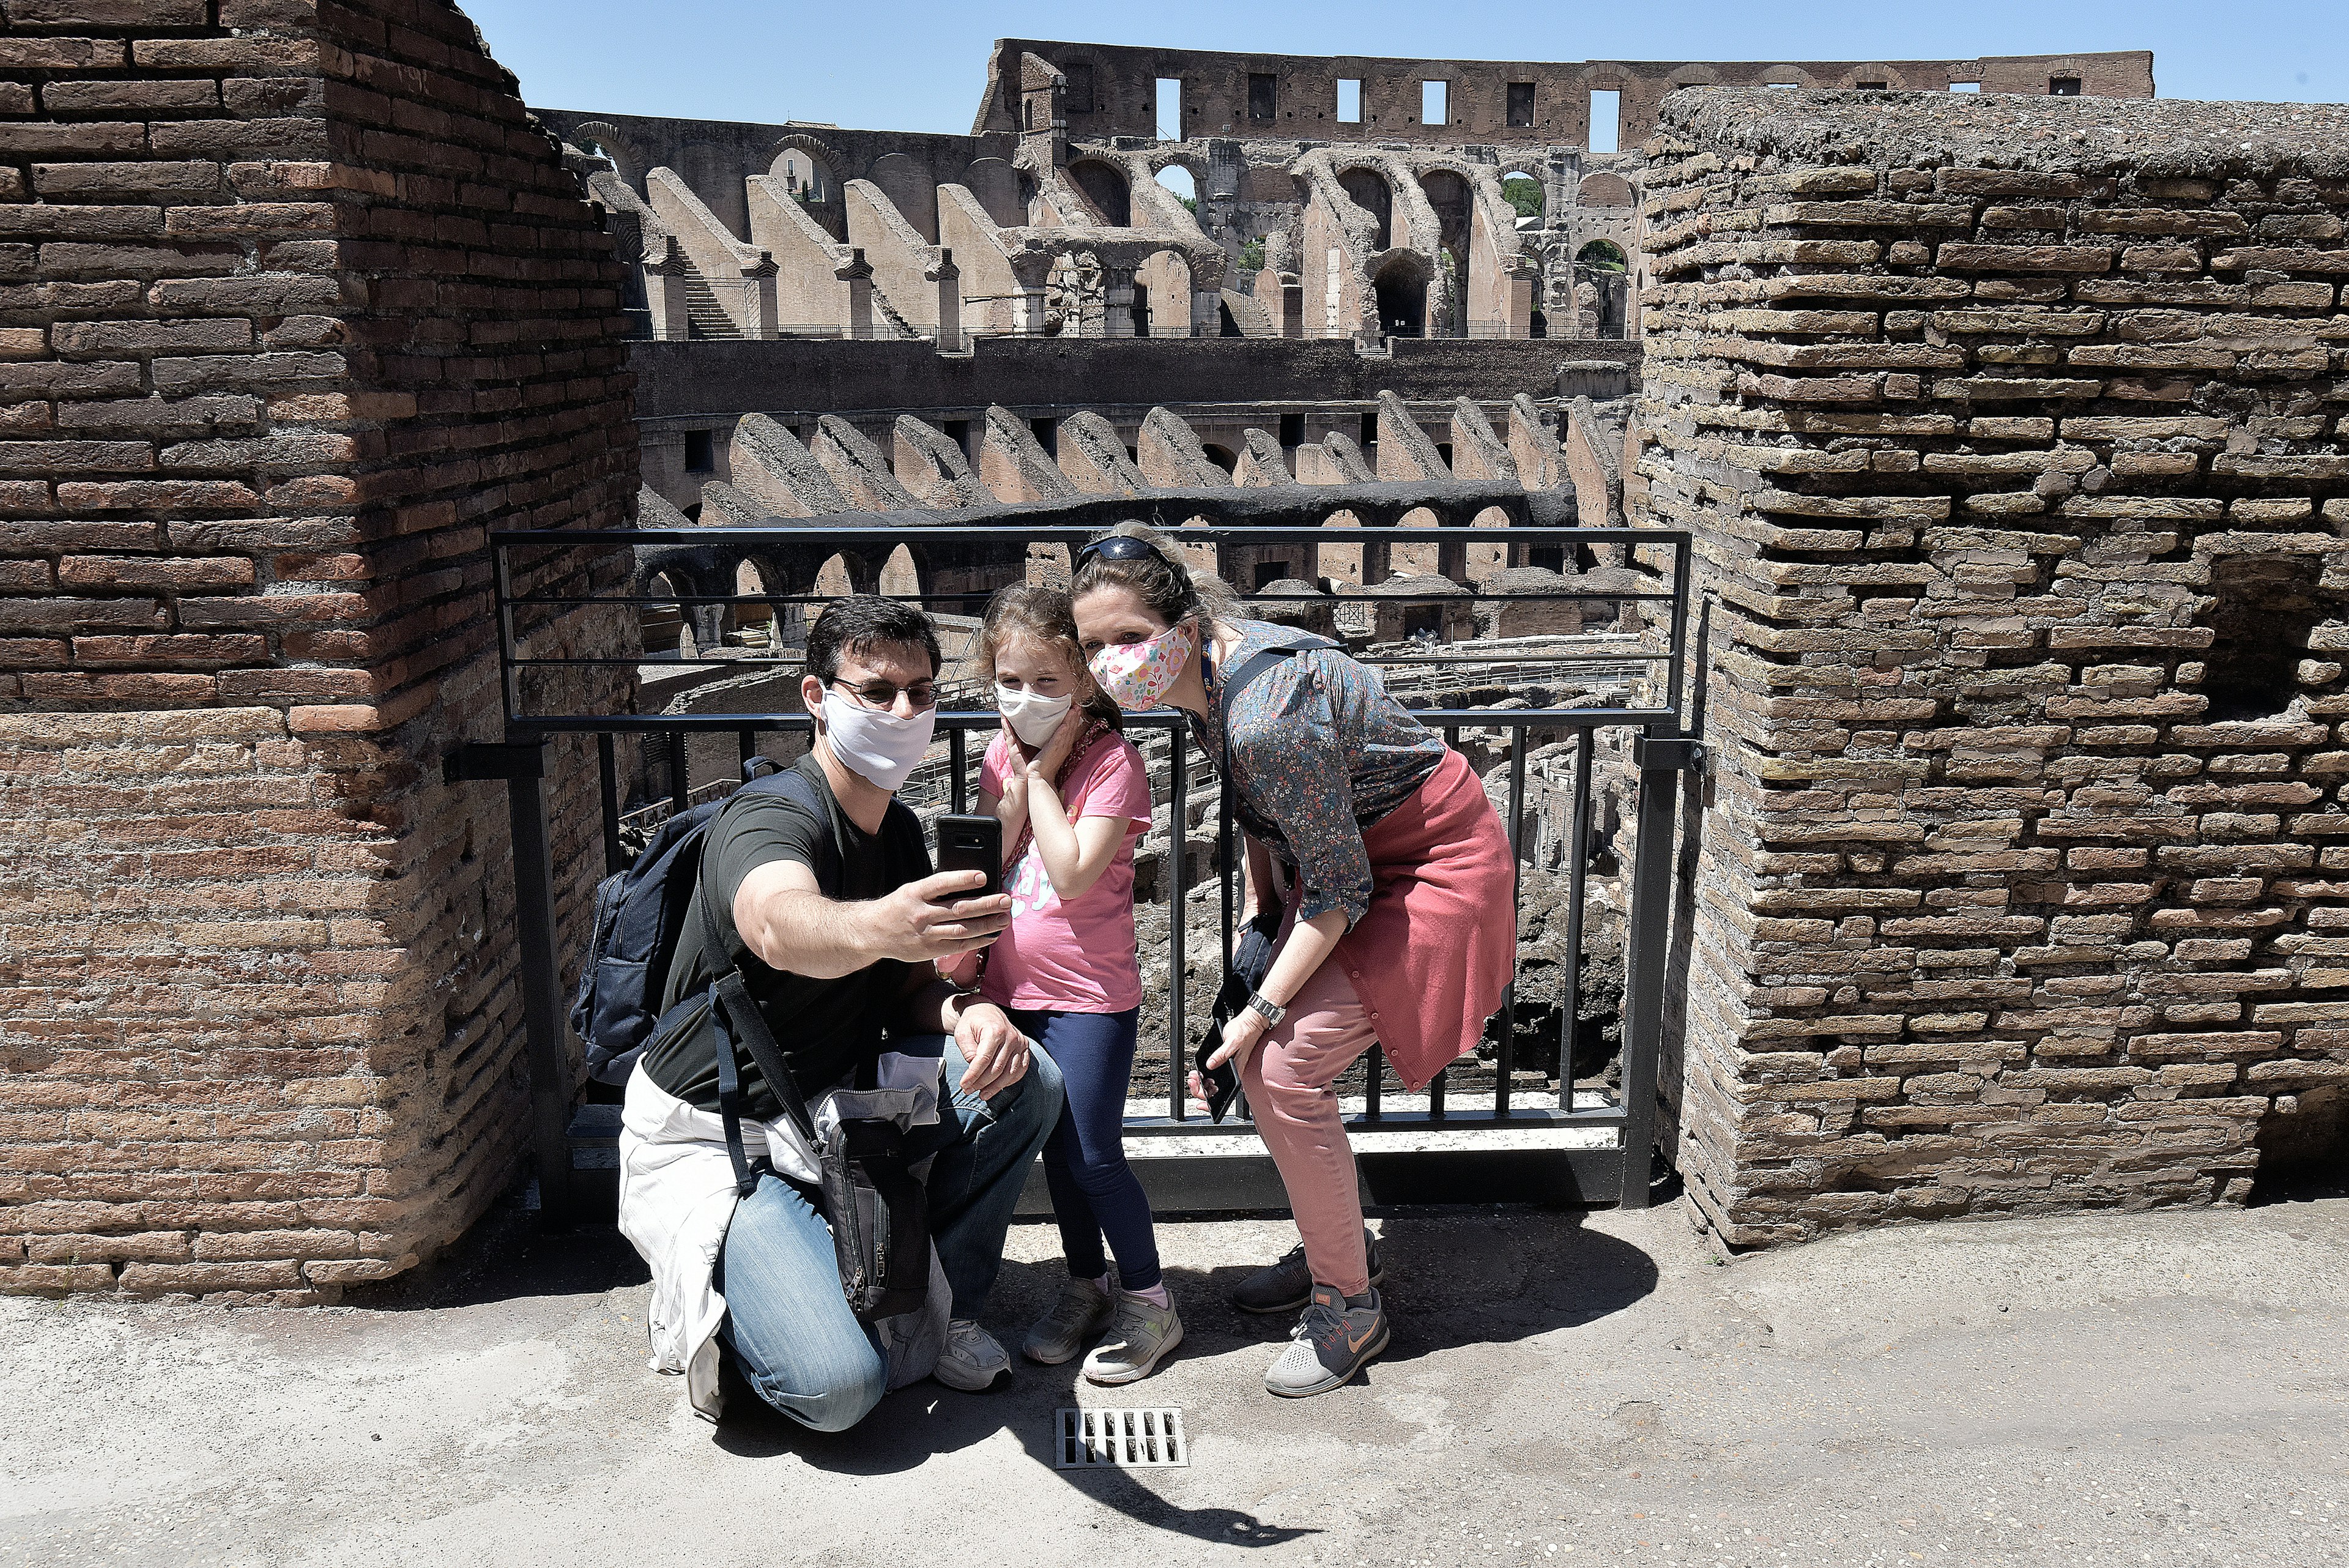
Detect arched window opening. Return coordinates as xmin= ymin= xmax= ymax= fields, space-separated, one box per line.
xmin=1373 ymin=256 xmax=1427 ymax=338
xmin=1576 ymin=239 xmax=1627 ymax=272
xmin=1575 ymin=240 xmax=1629 ymax=339
xmin=814 ymin=553 xmax=854 ymax=601
xmin=777 ymin=147 xmax=833 ymax=206
xmin=644 ymin=571 xmax=691 ymax=659
xmin=733 ymin=559 xmax=779 ymax=648
xmin=880 ymin=544 xmax=921 ymax=600
xmin=1154 ymin=163 xmax=1197 ymax=214
xmin=1501 ymin=171 xmax=1543 ymax=227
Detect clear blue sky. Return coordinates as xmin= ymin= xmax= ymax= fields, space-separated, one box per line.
xmin=467 ymin=0 xmax=2339 ymax=132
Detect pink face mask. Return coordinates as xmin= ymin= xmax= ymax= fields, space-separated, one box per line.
xmin=1088 ymin=619 xmax=1197 ymax=712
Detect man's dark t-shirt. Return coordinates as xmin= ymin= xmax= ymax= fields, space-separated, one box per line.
xmin=637 ymin=752 xmax=933 ymax=1123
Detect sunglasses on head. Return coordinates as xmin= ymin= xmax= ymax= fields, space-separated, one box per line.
xmin=1075 ymin=535 xmax=1159 ymax=568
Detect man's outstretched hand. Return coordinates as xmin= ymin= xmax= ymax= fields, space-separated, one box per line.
xmin=954 ymin=1001 xmax=1031 ymax=1098
xmin=864 ymin=870 xmax=1011 ymax=962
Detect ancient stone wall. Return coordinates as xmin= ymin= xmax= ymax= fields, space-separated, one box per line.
xmin=975 ymin=41 xmax=2156 ymax=147
xmin=0 ymin=0 xmax=637 ymax=1300
xmin=1637 ymin=90 xmax=2349 ymax=1244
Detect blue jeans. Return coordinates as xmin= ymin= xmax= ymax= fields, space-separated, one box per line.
xmin=714 ymin=1034 xmax=1063 ymax=1430
xmin=1010 ymin=1007 xmax=1160 ymax=1292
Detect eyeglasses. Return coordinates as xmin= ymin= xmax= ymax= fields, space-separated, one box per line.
xmin=1075 ymin=535 xmax=1159 ymax=568
xmin=829 ymin=678 xmax=939 ymax=713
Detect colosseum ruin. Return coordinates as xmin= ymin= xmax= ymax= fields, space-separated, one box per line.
xmin=2 ymin=10 xmax=2342 ymax=1302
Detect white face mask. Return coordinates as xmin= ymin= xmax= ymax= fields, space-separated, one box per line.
xmin=994 ymin=682 xmax=1074 ymax=748
xmin=818 ymin=690 xmax=936 ymax=793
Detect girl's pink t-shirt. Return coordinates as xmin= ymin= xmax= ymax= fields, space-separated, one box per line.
xmin=978 ymin=728 xmax=1151 ymax=1013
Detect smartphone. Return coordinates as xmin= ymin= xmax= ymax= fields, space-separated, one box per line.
xmin=1200 ymin=1054 xmax=1242 ymax=1124
xmin=934 ymin=813 xmax=1004 ymax=902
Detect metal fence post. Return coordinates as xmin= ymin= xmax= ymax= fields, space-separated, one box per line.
xmin=447 ymin=737 xmax=574 ymax=1227
xmin=1619 ymin=730 xmax=1703 ymax=1208
xmin=508 ymin=743 xmax=576 ymax=1226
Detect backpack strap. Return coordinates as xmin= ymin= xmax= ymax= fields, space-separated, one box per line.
xmin=697 ymin=763 xmax=842 ymax=1192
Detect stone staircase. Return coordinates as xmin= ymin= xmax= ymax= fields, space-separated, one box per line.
xmin=680 ymin=264 xmax=741 ymax=340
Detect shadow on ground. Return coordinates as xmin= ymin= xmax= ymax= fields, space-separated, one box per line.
xmin=346 ymin=1179 xmax=1658 ymax=1548
xmin=349 ymin=1192 xmax=650 ymax=1312
xmin=702 ymin=1207 xmax=1657 ymax=1544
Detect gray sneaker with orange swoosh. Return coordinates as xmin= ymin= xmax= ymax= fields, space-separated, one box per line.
xmin=1263 ymin=1284 xmax=1389 ymax=1397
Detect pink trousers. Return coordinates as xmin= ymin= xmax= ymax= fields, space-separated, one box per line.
xmin=1238 ymin=959 xmax=1381 ymax=1296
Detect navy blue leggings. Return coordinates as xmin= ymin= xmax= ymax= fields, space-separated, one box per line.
xmin=1008 ymin=1006 xmax=1160 ymax=1292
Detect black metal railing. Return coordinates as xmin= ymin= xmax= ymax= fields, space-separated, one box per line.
xmin=461 ymin=520 xmax=1696 ymax=1222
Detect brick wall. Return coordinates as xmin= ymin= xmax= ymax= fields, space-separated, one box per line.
xmin=0 ymin=0 xmax=636 ymax=1300
xmin=1636 ymin=91 xmax=2349 ymax=1244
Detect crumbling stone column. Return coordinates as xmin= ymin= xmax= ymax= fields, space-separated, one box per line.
xmin=1101 ymin=266 xmax=1138 ymax=337
xmin=0 ymin=0 xmax=637 ymax=1299
xmin=1636 ymin=90 xmax=2349 ymax=1244
xmin=837 ymin=247 xmax=875 ymax=340
xmin=930 ymin=248 xmax=962 ymax=352
xmin=639 ymin=237 xmax=692 ymax=341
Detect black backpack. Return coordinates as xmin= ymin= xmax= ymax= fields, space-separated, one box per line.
xmin=570 ymin=760 xmax=829 ymax=1087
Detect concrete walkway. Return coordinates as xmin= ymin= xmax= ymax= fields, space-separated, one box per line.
xmin=4 ymin=1192 xmax=2345 ymax=1567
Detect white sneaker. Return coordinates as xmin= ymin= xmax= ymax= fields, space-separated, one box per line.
xmin=933 ymin=1318 xmax=1011 ymax=1392
xmin=1025 ymin=1274 xmax=1116 ymax=1365
xmin=1082 ymin=1292 xmax=1184 ymax=1386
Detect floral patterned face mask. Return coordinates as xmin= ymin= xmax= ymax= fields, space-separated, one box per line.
xmin=1088 ymin=619 xmax=1197 ymax=712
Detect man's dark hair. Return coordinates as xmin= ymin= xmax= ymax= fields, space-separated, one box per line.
xmin=806 ymin=595 xmax=941 ymax=686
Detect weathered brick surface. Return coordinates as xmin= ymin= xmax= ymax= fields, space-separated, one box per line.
xmin=1635 ymin=91 xmax=2349 ymax=1244
xmin=0 ymin=0 xmax=637 ymax=1301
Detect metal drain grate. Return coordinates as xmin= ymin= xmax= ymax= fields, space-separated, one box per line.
xmin=1055 ymin=1406 xmax=1189 ymax=1468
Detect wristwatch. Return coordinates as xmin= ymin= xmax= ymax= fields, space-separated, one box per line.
xmin=1244 ymin=990 xmax=1288 ymax=1028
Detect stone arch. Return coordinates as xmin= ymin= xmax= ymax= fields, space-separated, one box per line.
xmin=1373 ymin=250 xmax=1430 ymax=337
xmin=1415 ymin=169 xmax=1472 ymax=336
xmin=880 ymin=543 xmax=922 ymax=600
xmin=564 ymin=119 xmax=645 ymax=188
xmin=1152 ymin=162 xmax=1197 ymax=212
xmin=765 ymin=133 xmax=841 ymax=188
xmin=1575 ymin=239 xmax=1630 ymax=338
xmin=765 ymin=134 xmax=841 ymax=239
xmin=639 ymin=567 xmax=696 ymax=658
xmin=1336 ymin=165 xmax=1392 ymax=250
xmin=1754 ymin=65 xmax=1815 ymax=89
xmin=1200 ymin=442 xmax=1238 ymax=474
xmin=1838 ymin=64 xmax=1909 ymax=89
xmin=1067 ymin=157 xmax=1130 ymax=228
xmin=1577 ymin=171 xmax=1635 ymax=209
xmin=733 ymin=554 xmax=787 ymax=647
xmin=1499 ymin=167 xmax=1545 ymax=226
xmin=1147 ymin=147 xmax=1210 ymax=199
xmin=1664 ymin=64 xmax=1720 ymax=88
xmin=813 ymin=553 xmax=855 ymax=601
xmin=1147 ymin=146 xmax=1207 ymax=177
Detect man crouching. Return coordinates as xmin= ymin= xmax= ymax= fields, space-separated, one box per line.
xmin=619 ymin=595 xmax=1063 ymax=1429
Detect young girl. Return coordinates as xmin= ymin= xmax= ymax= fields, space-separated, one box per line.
xmin=971 ymin=584 xmax=1180 ymax=1384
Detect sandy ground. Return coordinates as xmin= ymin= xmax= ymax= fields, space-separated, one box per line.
xmin=4 ymin=1187 xmax=2345 ymax=1568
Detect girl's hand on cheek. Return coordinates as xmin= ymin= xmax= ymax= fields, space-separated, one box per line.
xmin=1028 ymin=705 xmax=1080 ymax=781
